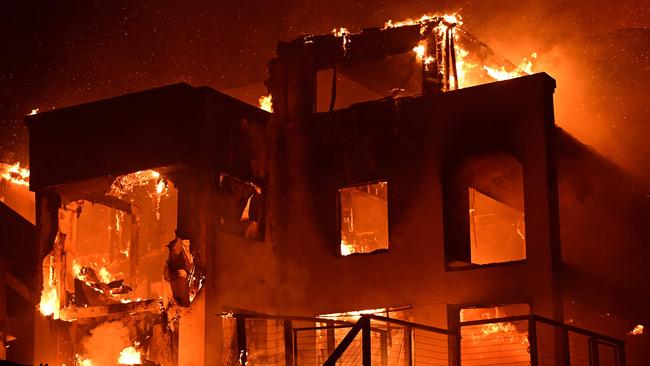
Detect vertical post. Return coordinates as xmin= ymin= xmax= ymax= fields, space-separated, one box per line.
xmin=236 ymin=315 xmax=247 ymax=365
xmin=284 ymin=320 xmax=294 ymax=366
xmin=327 ymin=320 xmax=336 ymax=356
xmin=380 ymin=330 xmax=388 ymax=366
xmin=403 ymin=326 xmax=412 ymax=366
xmin=560 ymin=328 xmax=571 ymax=366
xmin=293 ymin=328 xmax=299 ymax=366
xmin=129 ymin=207 xmax=140 ymax=283
xmin=447 ymin=306 xmax=461 ymax=366
xmin=450 ymin=330 xmax=461 ymax=366
xmin=616 ymin=342 xmax=625 ymax=366
xmin=589 ymin=338 xmax=600 ymax=366
xmin=361 ymin=316 xmax=371 ymax=366
xmin=529 ymin=316 xmax=539 ymax=366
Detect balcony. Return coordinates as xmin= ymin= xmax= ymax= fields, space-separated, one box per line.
xmin=222 ymin=313 xmax=625 ymax=366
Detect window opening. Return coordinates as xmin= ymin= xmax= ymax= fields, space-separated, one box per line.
xmin=218 ymin=174 xmax=264 ymax=241
xmin=468 ymin=187 xmax=526 ymax=264
xmin=339 ymin=181 xmax=389 ymax=256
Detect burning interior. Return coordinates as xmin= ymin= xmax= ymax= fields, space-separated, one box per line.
xmin=37 ymin=168 xmax=186 ymax=364
xmin=339 ymin=181 xmax=389 ymax=256
xmin=0 ymin=9 xmax=641 ymax=366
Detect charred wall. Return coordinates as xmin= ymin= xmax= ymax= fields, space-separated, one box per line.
xmin=267 ymin=73 xmax=562 ymax=325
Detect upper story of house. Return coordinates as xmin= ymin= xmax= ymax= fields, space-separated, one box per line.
xmin=22 ymin=15 xmax=565 ymax=320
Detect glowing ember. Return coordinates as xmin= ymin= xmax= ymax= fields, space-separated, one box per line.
xmin=117 ymin=346 xmax=142 ymax=365
xmin=0 ymin=162 xmax=30 ymax=187
xmin=629 ymin=324 xmax=644 ymax=335
xmin=29 ymin=108 xmax=39 ymax=115
xmin=258 ymin=94 xmax=273 ymax=112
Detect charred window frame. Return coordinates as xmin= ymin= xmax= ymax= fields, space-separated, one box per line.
xmin=444 ymin=153 xmax=526 ymax=269
xmin=337 ymin=180 xmax=389 ymax=256
xmin=217 ymin=173 xmax=265 ymax=241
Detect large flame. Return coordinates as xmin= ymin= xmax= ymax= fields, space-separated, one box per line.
xmin=385 ymin=13 xmax=536 ymax=88
xmin=0 ymin=162 xmax=30 ymax=187
xmin=117 ymin=346 xmax=142 ymax=365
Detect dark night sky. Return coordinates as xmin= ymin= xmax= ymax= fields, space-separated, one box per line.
xmin=1 ymin=0 xmax=649 ymax=176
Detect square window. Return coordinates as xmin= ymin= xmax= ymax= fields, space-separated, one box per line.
xmin=218 ymin=174 xmax=264 ymax=241
xmin=468 ymin=187 xmax=526 ymax=265
xmin=339 ymin=181 xmax=389 ymax=256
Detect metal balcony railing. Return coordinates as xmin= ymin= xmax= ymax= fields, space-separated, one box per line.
xmin=459 ymin=315 xmax=625 ymax=366
xmin=221 ymin=313 xmax=625 ymax=366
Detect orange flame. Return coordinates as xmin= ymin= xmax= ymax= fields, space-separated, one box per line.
xmin=384 ymin=13 xmax=462 ymax=29
xmin=117 ymin=346 xmax=142 ymax=365
xmin=340 ymin=240 xmax=355 ymax=256
xmin=38 ymin=286 xmax=59 ymax=319
xmin=483 ymin=53 xmax=537 ymax=81
xmin=98 ymin=267 xmax=114 ymax=284
xmin=258 ymin=94 xmax=273 ymax=112
xmin=412 ymin=41 xmax=426 ymax=59
xmin=387 ymin=12 xmax=536 ymax=88
xmin=1 ymin=162 xmax=30 ymax=187
xmin=38 ymin=255 xmax=60 ymax=319
xmin=629 ymin=324 xmax=644 ymax=335
xmin=109 ymin=169 xmax=164 ymax=197
xmin=75 ymin=354 xmax=94 ymax=366
xmin=332 ymin=27 xmax=349 ymax=37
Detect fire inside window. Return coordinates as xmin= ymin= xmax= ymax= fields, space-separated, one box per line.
xmin=468 ymin=187 xmax=526 ymax=265
xmin=39 ymin=170 xmax=178 ymax=319
xmin=339 ymin=181 xmax=389 ymax=256
xmin=460 ymin=304 xmax=531 ymax=366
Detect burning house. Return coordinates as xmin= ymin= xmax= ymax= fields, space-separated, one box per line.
xmin=0 ymin=12 xmax=645 ymax=366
